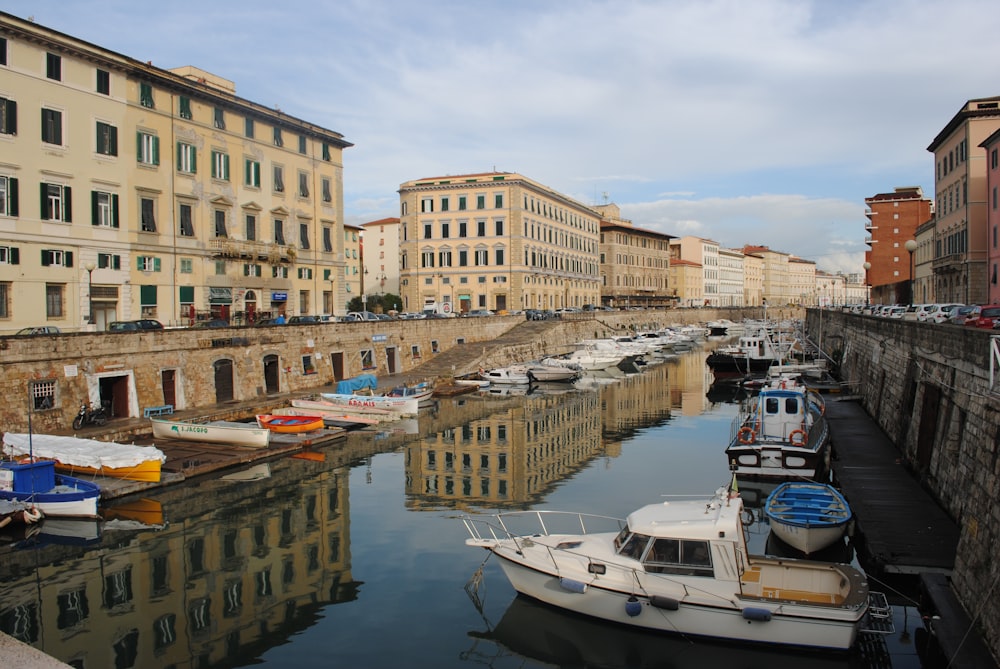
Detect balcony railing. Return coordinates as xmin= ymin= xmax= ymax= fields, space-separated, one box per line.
xmin=209 ymin=238 xmax=294 ymax=263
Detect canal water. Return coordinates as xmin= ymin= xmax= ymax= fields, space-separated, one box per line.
xmin=0 ymin=342 xmax=925 ymax=668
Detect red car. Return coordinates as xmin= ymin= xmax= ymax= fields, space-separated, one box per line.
xmin=965 ymin=305 xmax=1000 ymax=328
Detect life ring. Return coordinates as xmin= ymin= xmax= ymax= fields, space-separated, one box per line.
xmin=737 ymin=427 xmax=756 ymax=444
xmin=789 ymin=429 xmax=807 ymax=446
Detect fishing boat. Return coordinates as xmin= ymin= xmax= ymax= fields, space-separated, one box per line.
xmin=463 ymin=477 xmax=879 ymax=651
xmin=0 ymin=460 xmax=100 ymax=518
xmin=319 ymin=392 xmax=419 ymax=416
xmin=150 ymin=417 xmax=271 ymax=448
xmin=705 ymin=326 xmax=787 ymax=380
xmin=256 ymin=414 xmax=325 ymax=433
xmin=764 ymin=482 xmax=853 ymax=555
xmin=2 ymin=433 xmax=166 ymax=483
xmin=725 ymin=377 xmax=830 ymax=480
xmin=383 ymin=381 xmax=434 ymax=402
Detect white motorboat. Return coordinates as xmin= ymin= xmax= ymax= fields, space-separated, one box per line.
xmin=524 ymin=365 xmax=579 ymax=382
xmin=480 ymin=366 xmax=531 ymax=385
xmin=463 ymin=478 xmax=878 ymax=651
xmin=764 ymin=481 xmax=853 ymax=555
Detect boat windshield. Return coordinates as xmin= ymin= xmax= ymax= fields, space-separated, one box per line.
xmin=614 ymin=528 xmax=651 ymax=560
xmin=642 ymin=538 xmax=713 ymax=576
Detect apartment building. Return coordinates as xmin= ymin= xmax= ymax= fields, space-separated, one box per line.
xmin=742 ymin=251 xmax=764 ymax=306
xmin=668 ymin=258 xmax=703 ymax=307
xmin=926 ymin=96 xmax=1000 ymax=305
xmin=397 ymin=172 xmax=601 ymax=315
xmin=672 ymin=237 xmax=721 ymax=305
xmin=362 ymin=217 xmax=401 ymax=309
xmin=717 ymin=247 xmax=745 ymax=307
xmin=0 ymin=12 xmax=351 ymax=332
xmin=863 ymin=186 xmax=932 ymax=305
xmin=788 ymin=256 xmax=817 ymax=305
xmin=596 ymin=203 xmax=674 ymax=309
xmin=983 ymin=129 xmax=1000 ymax=304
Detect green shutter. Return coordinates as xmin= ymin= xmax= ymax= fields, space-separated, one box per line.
xmin=5 ymin=99 xmax=16 ymax=135
xmin=176 ymin=142 xmax=182 ymax=171
xmin=7 ymin=177 xmax=16 ymax=216
xmin=91 ymin=191 xmax=98 ymax=226
xmin=63 ymin=186 xmax=71 ymax=222
xmin=112 ymin=194 xmax=119 ymax=228
xmin=179 ymin=285 xmax=194 ymax=302
xmin=153 ymin=257 xmax=161 ymax=272
xmin=136 ymin=132 xmax=143 ymax=161
xmin=224 ymin=154 xmax=230 ymax=180
xmin=137 ymin=256 xmax=143 ymax=270
xmin=191 ymin=147 xmax=196 ymax=174
xmin=39 ymin=182 xmax=47 ymax=219
xmin=152 ymin=136 xmax=159 ymax=165
xmin=140 ymin=284 xmax=157 ymax=305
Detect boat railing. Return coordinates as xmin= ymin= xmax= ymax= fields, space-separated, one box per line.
xmin=462 ymin=510 xmax=626 ymax=550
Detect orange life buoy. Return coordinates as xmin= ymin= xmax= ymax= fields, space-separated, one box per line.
xmin=737 ymin=427 xmax=756 ymax=445
xmin=789 ymin=429 xmax=807 ymax=446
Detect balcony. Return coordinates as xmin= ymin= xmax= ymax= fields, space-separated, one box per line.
xmin=209 ymin=238 xmax=295 ymax=263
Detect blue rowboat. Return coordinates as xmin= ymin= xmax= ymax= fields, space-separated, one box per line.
xmin=0 ymin=460 xmax=100 ymax=519
xmin=764 ymin=481 xmax=852 ymax=554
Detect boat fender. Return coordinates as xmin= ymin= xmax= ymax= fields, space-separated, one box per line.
xmin=559 ymin=577 xmax=588 ymax=594
xmin=625 ymin=596 xmax=642 ymax=617
xmin=742 ymin=607 xmax=772 ymax=622
xmin=788 ymin=429 xmax=807 ymax=446
xmin=737 ymin=427 xmax=756 ymax=445
xmin=650 ymin=595 xmax=679 ymax=611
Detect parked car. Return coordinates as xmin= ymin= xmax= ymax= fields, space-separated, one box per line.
xmin=343 ymin=311 xmax=380 ymax=322
xmin=927 ymin=304 xmax=964 ymax=324
xmin=190 ymin=319 xmax=229 ymax=328
xmin=254 ymin=318 xmax=280 ymax=327
xmin=287 ymin=315 xmax=320 ymax=324
xmin=965 ymin=305 xmax=1000 ymax=329
xmin=902 ymin=304 xmax=934 ymax=321
xmin=108 ymin=319 xmax=163 ymax=331
xmin=949 ymin=304 xmax=980 ymax=325
xmin=886 ymin=306 xmax=906 ymax=319
xmin=463 ymin=309 xmax=495 ymax=317
xmin=16 ymin=326 xmax=61 ymax=335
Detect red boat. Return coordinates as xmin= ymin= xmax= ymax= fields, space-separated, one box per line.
xmin=256 ymin=414 xmax=325 ymax=433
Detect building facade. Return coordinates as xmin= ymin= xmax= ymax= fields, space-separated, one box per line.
xmin=596 ymin=203 xmax=674 ymax=309
xmin=672 ymin=237 xmax=721 ymax=306
xmin=982 ymin=128 xmax=1000 ymax=305
xmin=717 ymin=247 xmax=745 ymax=307
xmin=0 ymin=12 xmax=351 ymax=332
xmin=397 ymin=172 xmax=601 ymax=315
xmin=863 ymin=186 xmax=932 ymax=306
xmin=362 ymin=217 xmax=401 ymax=309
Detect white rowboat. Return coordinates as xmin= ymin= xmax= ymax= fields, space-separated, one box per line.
xmin=150 ymin=418 xmax=270 ymax=448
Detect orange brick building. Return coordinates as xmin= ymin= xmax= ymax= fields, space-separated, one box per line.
xmin=864 ymin=187 xmax=933 ymax=304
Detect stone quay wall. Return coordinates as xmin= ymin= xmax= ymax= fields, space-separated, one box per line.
xmin=0 ymin=307 xmax=791 ymax=436
xmin=808 ymin=309 xmax=1000 ymax=657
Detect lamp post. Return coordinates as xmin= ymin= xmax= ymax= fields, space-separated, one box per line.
xmin=904 ymin=239 xmax=917 ymax=305
xmin=84 ymin=261 xmax=96 ymax=325
xmin=863 ymin=261 xmax=871 ymax=306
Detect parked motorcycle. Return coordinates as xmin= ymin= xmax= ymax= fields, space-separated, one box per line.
xmin=72 ymin=402 xmax=108 ymax=430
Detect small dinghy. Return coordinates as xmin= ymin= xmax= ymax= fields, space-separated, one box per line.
xmin=256 ymin=414 xmax=325 ymax=433
xmin=764 ymin=481 xmax=852 ymax=555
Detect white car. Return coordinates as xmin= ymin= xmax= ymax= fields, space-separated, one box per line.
xmin=929 ymin=304 xmax=965 ymax=324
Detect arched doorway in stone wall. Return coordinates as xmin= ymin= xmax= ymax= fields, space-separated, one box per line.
xmin=263 ymin=354 xmax=280 ymax=394
xmin=213 ymin=359 xmax=234 ymax=403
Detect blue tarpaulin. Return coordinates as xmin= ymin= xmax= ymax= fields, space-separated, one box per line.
xmin=336 ymin=374 xmax=378 ymax=394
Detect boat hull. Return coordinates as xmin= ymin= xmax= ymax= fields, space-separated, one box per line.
xmin=256 ymin=414 xmax=324 ymax=433
xmin=764 ymin=482 xmax=852 ymax=554
xmin=150 ymin=418 xmax=270 ymax=448
xmin=319 ymin=392 xmax=418 ymax=416
xmin=54 ymin=460 xmax=162 ymax=483
xmin=0 ymin=473 xmax=100 ymax=518
xmin=490 ymin=553 xmax=861 ymax=650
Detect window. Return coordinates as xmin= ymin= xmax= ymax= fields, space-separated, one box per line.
xmin=477 ymin=220 xmax=486 ymax=236
xmin=98 ymin=253 xmax=121 ymax=270
xmin=96 ymin=121 xmax=118 ymax=156
xmin=140 ymin=197 xmax=157 ymax=232
xmin=215 ymin=260 xmax=226 ymax=275
xmin=0 ymin=37 xmax=6 ymax=66
xmin=41 ymin=108 xmax=63 ymax=145
xmin=177 ymin=142 xmax=196 ymax=173
xmin=0 ymin=176 xmax=18 ymax=217
xmin=298 ymin=135 xmax=307 ymax=154
xmin=439 ymin=250 xmax=452 ymax=267
xmin=476 ymin=195 xmax=485 ymax=209
xmin=41 ymin=249 xmax=73 ymax=267
xmin=421 ymin=251 xmax=434 ymax=268
xmin=458 ymin=195 xmax=467 ymax=211
xmin=211 ymin=151 xmax=230 ymax=180
xmin=441 ymin=197 xmax=450 ymax=212
xmin=272 ymin=266 xmax=288 ymax=278
xmin=138 ymin=256 xmax=161 ymax=272
xmin=299 ymin=222 xmax=310 ymax=249
xmin=297 ymin=267 xmax=313 ymax=279
xmin=46 ymin=53 xmax=61 ymax=80
xmin=441 ymin=222 xmax=450 ymax=238
xmin=213 ymin=107 xmax=225 ymax=130
xmin=179 ymin=203 xmax=194 ymax=236
xmin=245 ymin=214 xmax=256 ymax=241
xmin=323 ymin=226 xmax=333 ymax=252
xmin=495 ymin=219 xmax=504 ymax=236
xmin=245 ymin=159 xmax=260 ymax=187
xmin=273 ymin=126 xmax=283 ymax=147
xmin=31 ymin=380 xmax=56 ymax=412
xmin=421 ymin=197 xmax=434 ymax=213
xmin=298 ymin=171 xmax=309 ymax=198
xmin=494 ymin=193 xmax=503 ymax=208
xmin=96 ymin=69 xmax=110 ymax=95
xmin=91 ymin=191 xmax=119 ymax=227
xmin=180 ymin=258 xmax=193 ymax=273
xmin=40 ymin=183 xmax=71 ymax=222
xmin=459 ymin=221 xmax=467 ymax=238
xmin=319 ymin=177 xmax=332 ymax=203
xmin=45 ymin=283 xmax=65 ymax=318
xmin=322 ymin=142 xmax=331 ymax=161
xmin=0 ymin=281 xmax=7 ymax=318
xmin=245 ymin=117 xmax=255 ymax=138
xmin=273 ymin=166 xmax=284 ymax=192
xmin=459 ymin=250 xmax=468 ymax=266
xmin=423 ymin=223 xmax=432 ymax=239
xmin=140 ymin=82 xmax=154 ymax=108
xmin=214 ymin=210 xmax=228 ymax=238
xmin=0 ymin=96 xmax=16 ymax=135
xmin=137 ymin=131 xmax=159 ymax=165
xmin=475 ymin=249 xmax=488 ymax=265
xmin=274 ymin=219 xmax=285 ymax=245
xmin=495 ymin=248 xmax=504 ymax=265
xmin=179 ymin=96 xmax=192 ymax=119
xmin=244 ymin=263 xmax=262 ymax=277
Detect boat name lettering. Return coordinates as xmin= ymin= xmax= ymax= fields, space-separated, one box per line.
xmin=170 ymin=425 xmax=209 ymax=434
xmin=348 ymin=398 xmax=377 ymax=407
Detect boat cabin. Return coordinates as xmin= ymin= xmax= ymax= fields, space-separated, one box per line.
xmin=754 ymin=388 xmax=808 ymax=440
xmin=615 ymin=528 xmax=715 ymax=576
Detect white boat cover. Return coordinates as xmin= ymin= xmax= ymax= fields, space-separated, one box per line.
xmin=2 ymin=433 xmax=166 ymax=469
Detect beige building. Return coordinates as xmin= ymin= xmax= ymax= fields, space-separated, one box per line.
xmin=742 ymin=246 xmax=795 ymax=305
xmin=362 ymin=217 xmax=400 ymax=310
xmin=788 ymin=256 xmax=818 ymax=305
xmin=668 ymin=258 xmax=703 ymax=307
xmin=718 ymin=247 xmax=745 ymax=307
xmin=742 ymin=252 xmax=764 ymax=306
xmin=343 ymin=223 xmax=364 ymax=310
xmin=927 ymin=96 xmax=1000 ymax=305
xmin=397 ymin=172 xmax=601 ymax=315
xmin=0 ymin=12 xmax=351 ymax=332
xmin=672 ymin=236 xmax=721 ymax=305
xmin=596 ymin=203 xmax=673 ymax=309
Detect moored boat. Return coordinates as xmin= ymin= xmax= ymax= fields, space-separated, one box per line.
xmin=0 ymin=460 xmax=100 ymax=518
xmin=0 ymin=499 xmax=43 ymax=529
xmin=256 ymin=414 xmax=325 ymax=433
xmin=463 ymin=477 xmax=879 ymax=651
xmin=383 ymin=381 xmax=435 ymax=402
xmin=480 ymin=365 xmax=531 ymax=385
xmin=150 ymin=417 xmax=271 ymax=448
xmin=319 ymin=392 xmax=419 ymax=416
xmin=2 ymin=433 xmax=166 ymax=483
xmin=764 ymin=481 xmax=852 ymax=555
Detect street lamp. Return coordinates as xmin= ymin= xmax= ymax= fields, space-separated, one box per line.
xmin=863 ymin=262 xmax=871 ymax=306
xmin=84 ymin=261 xmax=96 ymax=325
xmin=904 ymin=239 xmax=917 ymax=305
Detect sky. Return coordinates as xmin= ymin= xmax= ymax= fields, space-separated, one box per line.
xmin=6 ymin=0 xmax=1000 ymax=276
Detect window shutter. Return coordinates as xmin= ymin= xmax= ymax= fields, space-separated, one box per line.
xmin=5 ymin=99 xmax=15 ymax=134
xmin=63 ymin=186 xmax=72 ymax=222
xmin=112 ymin=255 xmax=121 ymax=270
xmin=154 ymin=257 xmax=161 ymax=272
xmin=91 ymin=191 xmax=98 ymax=225
xmin=41 ymin=250 xmax=50 ymax=266
xmin=110 ymin=126 xmax=118 ymax=155
xmin=224 ymin=154 xmax=230 ymax=179
xmin=136 ymin=132 xmax=143 ymax=161
xmin=9 ymin=247 xmax=18 ymax=265
xmin=65 ymin=251 xmax=73 ymax=267
xmin=191 ymin=147 xmax=196 ymax=173
xmin=152 ymin=136 xmax=159 ymax=165
xmin=7 ymin=177 xmax=17 ymax=217
xmin=176 ymin=143 xmax=182 ymax=171
xmin=112 ymin=194 xmax=120 ymax=228
xmin=137 ymin=256 xmax=143 ymax=270
xmin=40 ymin=182 xmax=47 ymax=219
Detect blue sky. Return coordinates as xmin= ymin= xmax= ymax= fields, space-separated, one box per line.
xmin=7 ymin=0 xmax=1000 ymax=275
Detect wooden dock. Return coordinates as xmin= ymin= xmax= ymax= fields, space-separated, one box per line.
xmin=825 ymin=397 xmax=959 ymax=575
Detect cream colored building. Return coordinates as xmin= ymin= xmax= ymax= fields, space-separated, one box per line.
xmin=743 ymin=246 xmax=795 ymax=305
xmin=343 ymin=223 xmax=364 ymax=309
xmin=742 ymin=252 xmax=764 ymax=306
xmin=0 ymin=12 xmax=351 ymax=332
xmin=596 ymin=203 xmax=673 ymax=309
xmin=717 ymin=247 xmax=745 ymax=307
xmin=788 ymin=256 xmax=818 ymax=305
xmin=397 ymin=172 xmax=601 ymax=315
xmin=362 ymin=217 xmax=400 ymax=310
xmin=672 ymin=237 xmax=721 ymax=305
xmin=668 ymin=258 xmax=703 ymax=307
